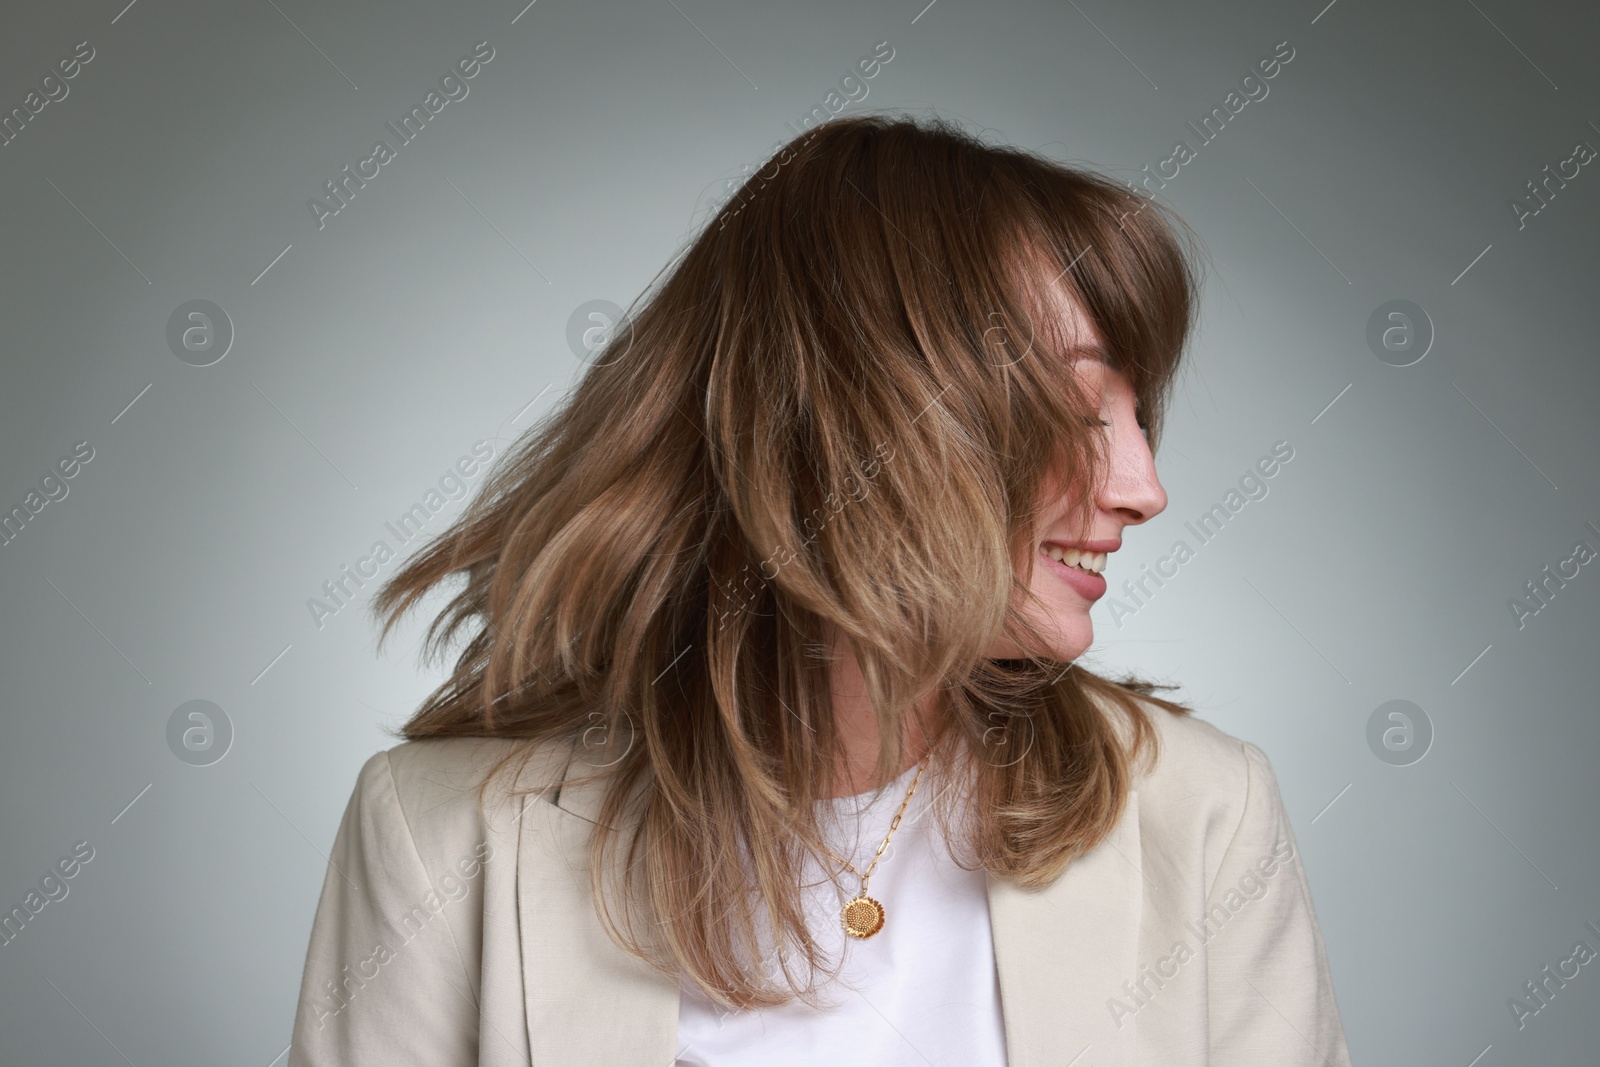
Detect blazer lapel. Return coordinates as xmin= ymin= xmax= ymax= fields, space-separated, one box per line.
xmin=516 ymin=745 xmax=682 ymax=1066
xmin=987 ymin=788 xmax=1143 ymax=1067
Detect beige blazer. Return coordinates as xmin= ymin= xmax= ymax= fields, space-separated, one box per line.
xmin=288 ymin=705 xmax=1354 ymax=1066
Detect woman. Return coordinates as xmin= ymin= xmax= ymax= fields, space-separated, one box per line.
xmin=289 ymin=113 xmax=1353 ymax=1066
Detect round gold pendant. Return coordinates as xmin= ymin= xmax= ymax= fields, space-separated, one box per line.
xmin=841 ymin=895 xmax=885 ymax=939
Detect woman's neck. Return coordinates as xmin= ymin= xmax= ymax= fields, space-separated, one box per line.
xmin=824 ymin=625 xmax=939 ymax=798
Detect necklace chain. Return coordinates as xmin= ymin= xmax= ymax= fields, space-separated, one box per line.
xmin=822 ymin=753 xmax=930 ymax=896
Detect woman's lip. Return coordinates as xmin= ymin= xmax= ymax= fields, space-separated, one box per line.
xmin=1041 ymin=538 xmax=1122 ymax=553
xmin=1039 ymin=548 xmax=1108 ymax=600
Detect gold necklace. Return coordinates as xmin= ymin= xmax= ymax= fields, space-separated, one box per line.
xmin=822 ymin=754 xmax=931 ymax=940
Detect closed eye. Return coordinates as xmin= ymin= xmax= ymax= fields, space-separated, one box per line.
xmin=1083 ymin=415 xmax=1151 ymax=437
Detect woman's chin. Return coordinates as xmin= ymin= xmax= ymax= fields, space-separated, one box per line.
xmin=1045 ymin=616 xmax=1094 ymax=661
xmin=983 ymin=610 xmax=1094 ymax=662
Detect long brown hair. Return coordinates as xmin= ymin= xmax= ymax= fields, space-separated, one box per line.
xmin=372 ymin=112 xmax=1204 ymax=1009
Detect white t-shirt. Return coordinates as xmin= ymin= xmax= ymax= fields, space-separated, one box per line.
xmin=674 ymin=763 xmax=1009 ymax=1066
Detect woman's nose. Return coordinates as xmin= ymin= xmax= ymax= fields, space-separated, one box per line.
xmin=1100 ymin=421 xmax=1166 ymax=525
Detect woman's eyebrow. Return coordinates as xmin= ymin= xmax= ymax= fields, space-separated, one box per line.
xmin=1067 ymin=344 xmax=1110 ymax=362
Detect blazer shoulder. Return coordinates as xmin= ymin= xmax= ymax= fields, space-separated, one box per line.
xmin=364 ymin=735 xmax=572 ymax=857
xmin=1139 ymin=703 xmax=1257 ymax=799
xmin=1128 ymin=704 xmax=1281 ymax=884
xmin=291 ymin=737 xmax=569 ymax=1064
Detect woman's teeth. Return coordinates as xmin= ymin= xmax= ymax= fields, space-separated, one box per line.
xmin=1043 ymin=544 xmax=1106 ymax=575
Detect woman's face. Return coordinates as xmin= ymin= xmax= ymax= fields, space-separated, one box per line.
xmin=996 ymin=332 xmax=1167 ymax=662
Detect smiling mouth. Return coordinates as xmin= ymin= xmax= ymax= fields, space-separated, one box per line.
xmin=1040 ymin=543 xmax=1106 ymax=575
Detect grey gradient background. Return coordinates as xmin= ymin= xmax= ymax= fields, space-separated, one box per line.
xmin=2 ymin=0 xmax=1598 ymax=1063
